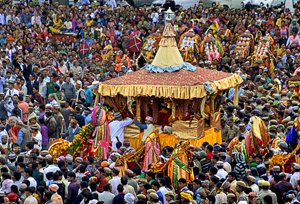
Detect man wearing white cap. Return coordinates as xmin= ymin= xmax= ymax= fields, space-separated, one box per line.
xmin=75 ymin=80 xmax=86 ymax=104
xmin=109 ymin=112 xmax=133 ymax=150
xmin=290 ymin=163 xmax=300 ymax=188
xmin=216 ymin=161 xmax=228 ymax=179
xmin=134 ymin=116 xmax=155 ymax=142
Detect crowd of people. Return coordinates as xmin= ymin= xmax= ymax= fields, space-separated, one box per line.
xmin=0 ymin=0 xmax=300 ymax=203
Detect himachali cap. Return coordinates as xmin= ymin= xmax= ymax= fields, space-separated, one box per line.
xmin=272 ymin=166 xmax=281 ymax=172
xmin=258 ymin=180 xmax=270 ymax=187
xmin=147 ymin=189 xmax=156 ymax=194
xmin=125 ymin=169 xmax=134 ymax=177
xmin=104 ymin=167 xmax=112 ymax=174
xmin=101 ymin=161 xmax=109 ymax=167
xmin=282 ymin=116 xmax=291 ymax=123
xmin=66 ymin=154 xmax=73 ymax=163
xmin=113 ymin=112 xmax=122 ymax=119
xmin=237 ymin=181 xmax=246 ymax=188
xmin=8 ymin=154 xmax=16 ymax=160
xmin=269 ymin=125 xmax=277 ymax=131
xmin=293 ymin=163 xmax=300 ymax=170
xmin=75 ymin=157 xmax=83 ymax=163
xmin=261 ymin=97 xmax=267 ymax=102
xmin=165 ymin=191 xmax=175 ymax=198
xmin=248 ymin=192 xmax=256 ymax=197
xmin=53 ymin=104 xmax=60 ymax=109
xmin=247 ymin=175 xmax=256 ymax=183
xmin=56 ymin=156 xmax=65 ymax=161
xmin=31 ymin=125 xmax=39 ymax=130
xmin=124 ymin=193 xmax=135 ymax=204
xmin=270 ymin=120 xmax=278 ymax=125
xmin=277 ymin=124 xmax=285 ymax=130
xmin=8 ymin=80 xmax=15 ymax=84
xmin=49 ymin=184 xmax=59 ymax=192
xmin=137 ymin=194 xmax=146 ymax=199
xmin=40 ymin=150 xmax=48 ymax=157
xmin=216 ymin=161 xmax=224 ymax=167
xmin=149 ymin=192 xmax=159 ymax=200
xmin=227 ymin=193 xmax=236 ymax=198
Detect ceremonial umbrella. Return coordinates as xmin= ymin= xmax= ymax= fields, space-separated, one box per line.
xmin=127 ymin=36 xmax=142 ymax=53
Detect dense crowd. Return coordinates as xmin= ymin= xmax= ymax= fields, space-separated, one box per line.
xmin=0 ymin=0 xmax=300 ymax=203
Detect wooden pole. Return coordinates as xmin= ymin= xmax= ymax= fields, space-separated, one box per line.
xmin=136 ymin=97 xmax=141 ymax=121
xmin=172 ymin=100 xmax=176 ymax=121
xmin=94 ymin=93 xmax=99 ymax=107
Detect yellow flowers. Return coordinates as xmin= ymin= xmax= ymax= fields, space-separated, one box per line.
xmin=48 ymin=139 xmax=71 ymax=161
xmin=48 ymin=123 xmax=95 ymax=160
xmin=69 ymin=123 xmax=94 ymax=156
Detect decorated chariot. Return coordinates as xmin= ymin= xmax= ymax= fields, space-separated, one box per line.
xmin=251 ymin=34 xmax=275 ymax=72
xmin=136 ymin=32 xmax=161 ymax=68
xmin=234 ymin=30 xmax=254 ymax=58
xmin=200 ymin=34 xmax=224 ymax=61
xmin=49 ymin=11 xmax=243 ymax=185
xmin=97 ymin=13 xmax=242 ymax=184
xmin=177 ymin=29 xmax=201 ymax=63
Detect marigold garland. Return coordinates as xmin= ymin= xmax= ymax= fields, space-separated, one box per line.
xmin=49 ymin=106 xmax=112 ymax=160
xmin=48 ymin=139 xmax=71 ymax=161
xmin=69 ymin=123 xmax=95 ymax=156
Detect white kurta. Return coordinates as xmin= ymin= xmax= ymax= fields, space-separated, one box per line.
xmin=109 ymin=118 xmax=133 ymax=150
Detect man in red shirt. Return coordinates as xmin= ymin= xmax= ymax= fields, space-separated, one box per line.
xmin=206 ymin=144 xmax=213 ymax=160
xmin=18 ymin=95 xmax=29 ymax=123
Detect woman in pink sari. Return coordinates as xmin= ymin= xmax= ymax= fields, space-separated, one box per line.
xmin=142 ymin=133 xmax=160 ymax=172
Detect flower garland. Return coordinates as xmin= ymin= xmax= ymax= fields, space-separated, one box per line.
xmin=49 ymin=106 xmax=113 ymax=160
xmin=91 ymin=106 xmax=110 ymax=160
xmin=69 ymin=123 xmax=94 ymax=156
xmin=48 ymin=139 xmax=71 ymax=161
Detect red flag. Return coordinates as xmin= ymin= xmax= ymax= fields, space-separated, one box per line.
xmin=79 ymin=42 xmax=89 ymax=55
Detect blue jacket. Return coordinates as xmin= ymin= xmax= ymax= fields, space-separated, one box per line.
xmin=64 ymin=126 xmax=81 ymax=142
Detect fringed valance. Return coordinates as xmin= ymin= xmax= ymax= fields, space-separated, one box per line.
xmin=98 ymin=73 xmax=243 ymax=100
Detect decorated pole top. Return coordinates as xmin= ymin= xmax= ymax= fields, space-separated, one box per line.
xmin=144 ymin=9 xmax=195 ymax=73
xmin=164 ymin=7 xmax=175 ymax=22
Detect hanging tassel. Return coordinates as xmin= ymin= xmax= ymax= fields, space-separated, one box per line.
xmin=146 ymin=51 xmax=152 ymax=61
xmin=233 ymin=86 xmax=239 ymax=107
xmin=93 ymin=128 xmax=98 ymax=148
xmin=200 ymin=97 xmax=208 ymax=118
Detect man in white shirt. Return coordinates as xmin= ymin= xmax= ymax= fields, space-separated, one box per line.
xmin=216 ymin=161 xmax=228 ymax=180
xmin=247 ymin=175 xmax=259 ymax=194
xmin=99 ymin=183 xmax=115 ymax=204
xmin=25 ymin=168 xmax=37 ymax=188
xmin=105 ymin=0 xmax=116 ymax=10
xmin=5 ymin=80 xmax=19 ymax=98
xmin=43 ymin=155 xmax=60 ymax=184
xmin=5 ymin=80 xmax=19 ymax=116
xmin=31 ymin=125 xmax=42 ymax=149
xmin=108 ymin=167 xmax=121 ymax=195
xmin=121 ymin=176 xmax=136 ymax=198
xmin=59 ymin=60 xmax=68 ymax=75
xmin=70 ymin=60 xmax=82 ymax=75
xmin=0 ymin=9 xmax=5 ymax=25
xmin=290 ymin=162 xmax=300 ymax=188
xmin=48 ymin=94 xmax=59 ymax=107
xmin=219 ymin=152 xmax=232 ymax=173
xmin=109 ymin=112 xmax=133 ymax=150
xmin=24 ymin=187 xmax=38 ymax=204
xmin=158 ymin=177 xmax=169 ymax=204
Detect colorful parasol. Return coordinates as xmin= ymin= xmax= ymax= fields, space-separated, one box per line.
xmin=127 ymin=36 xmax=142 ymax=53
